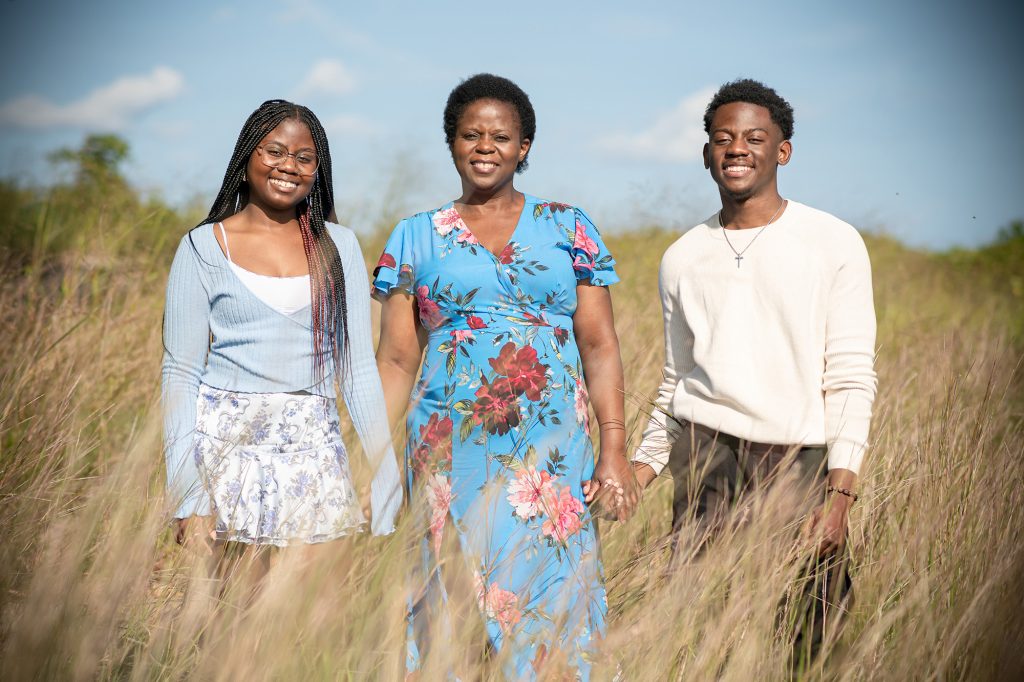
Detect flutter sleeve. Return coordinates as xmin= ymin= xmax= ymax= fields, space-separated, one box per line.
xmin=571 ymin=207 xmax=620 ymax=286
xmin=335 ymin=226 xmax=404 ymax=535
xmin=161 ymin=233 xmax=213 ymax=519
xmin=371 ymin=218 xmax=417 ymax=300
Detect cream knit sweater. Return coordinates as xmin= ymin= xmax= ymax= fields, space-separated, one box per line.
xmin=633 ymin=201 xmax=877 ymax=475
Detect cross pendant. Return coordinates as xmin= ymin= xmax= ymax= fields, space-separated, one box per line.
xmin=735 ymin=255 xmax=743 ymax=268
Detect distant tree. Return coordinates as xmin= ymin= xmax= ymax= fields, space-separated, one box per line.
xmin=996 ymin=219 xmax=1023 ymax=245
xmin=48 ymin=134 xmax=130 ymax=187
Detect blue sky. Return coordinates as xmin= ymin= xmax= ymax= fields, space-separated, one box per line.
xmin=1 ymin=0 xmax=1021 ymax=249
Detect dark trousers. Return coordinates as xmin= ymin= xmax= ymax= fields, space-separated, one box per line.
xmin=666 ymin=421 xmax=853 ymax=666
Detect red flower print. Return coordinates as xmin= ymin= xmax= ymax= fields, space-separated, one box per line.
xmin=412 ymin=413 xmax=453 ymax=475
xmin=472 ymin=379 xmax=521 ymax=436
xmin=467 ymin=315 xmax=487 ymax=329
xmin=522 ymin=311 xmax=549 ymax=327
xmin=538 ymin=201 xmax=572 ymax=214
xmin=497 ymin=243 xmax=516 ymax=264
xmin=416 ymin=285 xmax=447 ymax=330
xmin=573 ymin=218 xmax=600 ymax=258
xmin=376 ymin=252 xmax=396 ymax=270
xmin=541 ymin=485 xmax=585 ymax=544
xmin=553 ymin=327 xmax=569 ymax=347
xmin=489 ymin=342 xmax=549 ymax=401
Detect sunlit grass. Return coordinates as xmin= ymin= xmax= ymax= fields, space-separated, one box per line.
xmin=1 ymin=179 xmax=1022 ymax=680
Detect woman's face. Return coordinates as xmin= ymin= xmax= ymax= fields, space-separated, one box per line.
xmin=245 ymin=118 xmax=317 ymax=215
xmin=451 ymin=99 xmax=530 ymax=195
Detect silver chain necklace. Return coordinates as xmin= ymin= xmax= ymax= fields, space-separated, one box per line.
xmin=719 ymin=200 xmax=786 ymax=268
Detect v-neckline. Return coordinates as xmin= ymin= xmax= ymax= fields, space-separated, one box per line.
xmin=451 ymin=194 xmax=531 ymax=262
xmin=209 ymin=224 xmax=313 ymax=324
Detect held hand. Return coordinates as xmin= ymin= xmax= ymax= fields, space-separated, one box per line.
xmin=174 ymin=515 xmax=216 ymax=554
xmin=587 ymin=454 xmax=639 ymax=521
xmin=803 ymin=495 xmax=851 ymax=556
xmin=632 ymin=462 xmax=658 ymax=491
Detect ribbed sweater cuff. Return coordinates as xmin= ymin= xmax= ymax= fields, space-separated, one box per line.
xmin=368 ymin=451 xmax=403 ymax=535
xmin=827 ymin=439 xmax=866 ymax=474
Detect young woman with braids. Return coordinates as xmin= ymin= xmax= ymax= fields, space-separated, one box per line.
xmin=162 ymin=99 xmax=401 ymax=557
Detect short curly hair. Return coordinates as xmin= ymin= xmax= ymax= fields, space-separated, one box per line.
xmin=703 ymin=79 xmax=794 ymax=141
xmin=443 ymin=73 xmax=536 ymax=173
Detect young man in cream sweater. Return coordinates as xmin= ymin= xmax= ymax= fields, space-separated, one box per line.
xmin=632 ymin=79 xmax=877 ymax=655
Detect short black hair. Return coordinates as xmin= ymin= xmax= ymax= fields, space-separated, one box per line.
xmin=703 ymin=79 xmax=794 ymax=141
xmin=443 ymin=73 xmax=536 ymax=173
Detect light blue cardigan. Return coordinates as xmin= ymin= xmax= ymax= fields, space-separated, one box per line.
xmin=161 ymin=222 xmax=402 ymax=534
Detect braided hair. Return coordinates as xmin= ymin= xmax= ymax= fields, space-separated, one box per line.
xmin=195 ymin=99 xmax=349 ymax=387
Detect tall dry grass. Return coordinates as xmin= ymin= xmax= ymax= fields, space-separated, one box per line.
xmin=0 ymin=180 xmax=1022 ymax=680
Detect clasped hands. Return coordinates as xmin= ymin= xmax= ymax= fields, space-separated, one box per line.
xmin=582 ymin=453 xmax=640 ymax=521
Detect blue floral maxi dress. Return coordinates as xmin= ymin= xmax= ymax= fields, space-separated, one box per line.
xmin=373 ymin=196 xmax=619 ymax=679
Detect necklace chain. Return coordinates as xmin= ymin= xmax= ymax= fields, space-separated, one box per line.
xmin=719 ymin=200 xmax=786 ymax=269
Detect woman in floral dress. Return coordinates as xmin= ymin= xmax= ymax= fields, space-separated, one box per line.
xmin=374 ymin=74 xmax=636 ymax=679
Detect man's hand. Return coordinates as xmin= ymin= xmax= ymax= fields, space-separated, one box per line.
xmin=804 ymin=467 xmax=857 ymax=556
xmin=804 ymin=495 xmax=852 ymax=556
xmin=632 ymin=462 xmax=658 ymax=490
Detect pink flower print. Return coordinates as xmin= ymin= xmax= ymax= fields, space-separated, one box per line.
xmin=506 ymin=467 xmax=555 ymax=520
xmin=426 ymin=473 xmax=452 ymax=555
xmin=572 ymin=254 xmax=595 ymax=272
xmin=457 ymin=229 xmax=479 ymax=245
xmin=474 ymin=574 xmax=522 ymax=633
xmin=541 ymin=486 xmax=585 ymax=544
xmin=574 ymin=380 xmax=590 ymax=431
xmin=573 ymin=218 xmax=600 ymax=257
xmin=451 ymin=329 xmax=474 ymax=345
xmin=432 ymin=207 xmax=465 ymax=236
xmin=486 ymin=585 xmax=522 ymax=633
xmin=416 ymin=285 xmax=447 ymax=329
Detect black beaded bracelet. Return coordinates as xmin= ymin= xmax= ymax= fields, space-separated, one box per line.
xmin=826 ymin=486 xmax=859 ymax=502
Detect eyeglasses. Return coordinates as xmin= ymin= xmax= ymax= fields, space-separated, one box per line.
xmin=255 ymin=143 xmax=319 ymax=176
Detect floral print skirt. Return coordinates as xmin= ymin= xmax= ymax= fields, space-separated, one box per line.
xmin=193 ymin=383 xmax=366 ymax=546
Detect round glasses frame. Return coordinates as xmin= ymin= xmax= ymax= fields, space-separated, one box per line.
xmin=255 ymin=144 xmax=319 ymax=177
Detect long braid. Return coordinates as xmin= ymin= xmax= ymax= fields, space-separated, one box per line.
xmin=194 ymin=99 xmax=350 ymax=388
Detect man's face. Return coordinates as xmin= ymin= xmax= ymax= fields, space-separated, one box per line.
xmin=703 ymin=102 xmax=791 ymax=201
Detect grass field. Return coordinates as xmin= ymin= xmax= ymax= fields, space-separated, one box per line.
xmin=0 ymin=173 xmax=1022 ymax=680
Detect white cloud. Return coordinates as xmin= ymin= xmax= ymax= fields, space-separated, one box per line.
xmin=322 ymin=114 xmax=377 ymax=136
xmin=595 ymin=86 xmax=716 ymax=162
xmin=294 ymin=59 xmax=357 ymax=98
xmin=0 ymin=66 xmax=184 ymax=130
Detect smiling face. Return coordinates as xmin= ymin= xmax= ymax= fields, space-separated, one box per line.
xmin=244 ymin=117 xmax=317 ymax=216
xmin=451 ymin=98 xmax=531 ymax=196
xmin=703 ymin=101 xmax=791 ymax=202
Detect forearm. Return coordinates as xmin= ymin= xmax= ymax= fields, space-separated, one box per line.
xmin=578 ymin=335 xmax=626 ymax=461
xmin=376 ymin=352 xmax=422 ymax=435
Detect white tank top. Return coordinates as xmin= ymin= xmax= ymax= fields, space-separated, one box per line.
xmin=219 ymin=222 xmax=311 ymax=315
